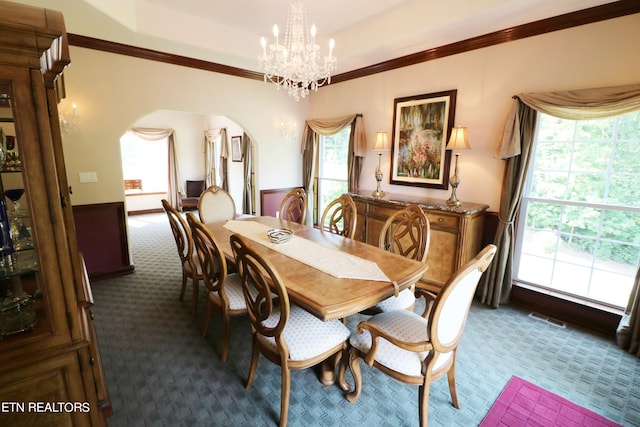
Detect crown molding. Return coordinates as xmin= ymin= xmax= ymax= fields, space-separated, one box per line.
xmin=67 ymin=34 xmax=264 ymax=81
xmin=68 ymin=0 xmax=640 ymax=85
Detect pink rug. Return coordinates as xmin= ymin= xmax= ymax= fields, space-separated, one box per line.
xmin=480 ymin=376 xmax=622 ymax=427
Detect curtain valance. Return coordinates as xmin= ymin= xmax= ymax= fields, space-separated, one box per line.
xmin=496 ymin=84 xmax=640 ymax=159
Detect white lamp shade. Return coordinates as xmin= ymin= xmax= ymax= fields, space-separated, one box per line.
xmin=446 ymin=126 xmax=471 ymax=151
xmin=373 ymin=131 xmax=389 ymax=151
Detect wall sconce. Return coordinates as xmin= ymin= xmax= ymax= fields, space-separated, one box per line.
xmin=445 ymin=125 xmax=471 ymax=206
xmin=59 ymin=103 xmax=80 ymax=134
xmin=372 ymin=130 xmax=389 ymax=198
xmin=280 ymin=121 xmax=298 ymax=145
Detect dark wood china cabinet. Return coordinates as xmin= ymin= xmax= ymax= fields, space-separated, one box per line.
xmin=0 ymin=1 xmax=110 ymax=425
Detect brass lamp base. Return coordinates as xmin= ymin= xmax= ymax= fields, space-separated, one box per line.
xmin=372 ymin=189 xmax=385 ymax=199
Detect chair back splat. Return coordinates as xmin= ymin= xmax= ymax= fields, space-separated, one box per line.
xmin=339 ymin=244 xmax=497 ymax=427
xmin=278 ymin=188 xmax=307 ymax=224
xmin=198 ymin=185 xmax=236 ymax=224
xmin=320 ymin=194 xmax=358 ymax=240
xmin=364 ymin=204 xmax=430 ymax=314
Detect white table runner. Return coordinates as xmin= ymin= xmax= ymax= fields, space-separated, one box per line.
xmin=224 ymin=220 xmax=391 ymax=282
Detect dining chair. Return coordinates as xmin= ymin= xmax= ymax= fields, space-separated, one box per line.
xmin=198 ymin=185 xmax=236 ymax=224
xmin=367 ymin=204 xmax=431 ymax=313
xmin=320 ymin=194 xmax=358 ymax=240
xmin=278 ymin=188 xmax=307 ymax=224
xmin=186 ymin=213 xmax=246 ymax=362
xmin=338 ymin=244 xmax=497 ymax=427
xmin=230 ymin=234 xmax=350 ymax=427
xmin=161 ymin=199 xmax=203 ymax=315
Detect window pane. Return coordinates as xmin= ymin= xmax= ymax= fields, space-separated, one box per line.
xmin=319 ymin=132 xmax=349 ymax=180
xmin=120 ymin=133 xmax=168 ymax=193
xmin=567 ymin=173 xmax=606 ymax=204
xmin=536 ymin=115 xmax=575 ymax=141
xmin=534 ymin=141 xmax=571 ymax=170
xmin=613 ymin=141 xmax=640 ymax=173
xmin=608 ymin=174 xmax=640 ymax=207
xmin=317 ymin=127 xmax=350 ymax=222
xmin=572 ymin=141 xmax=611 ymax=172
xmin=617 ymin=111 xmax=640 ymax=140
xmin=559 ymin=205 xmax=599 ymax=237
xmin=575 ymin=117 xmax=615 ymax=141
xmin=516 ymin=111 xmax=640 ymax=309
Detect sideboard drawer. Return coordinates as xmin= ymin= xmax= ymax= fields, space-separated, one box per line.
xmin=427 ymin=213 xmax=460 ymax=229
xmin=368 ymin=203 xmax=398 ymax=218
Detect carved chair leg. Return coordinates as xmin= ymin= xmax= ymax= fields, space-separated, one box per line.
xmin=201 ymin=299 xmax=213 ymax=338
xmin=180 ymin=271 xmax=187 ymax=301
xmin=279 ymin=366 xmax=291 ymax=427
xmin=220 ymin=311 xmax=230 ymax=362
xmin=191 ymin=280 xmax=199 ymax=315
xmin=345 ymin=349 xmax=362 ymax=403
xmin=447 ymin=364 xmax=460 ymax=409
xmin=245 ymin=337 xmax=260 ymax=390
xmin=418 ymin=383 xmax=430 ymax=427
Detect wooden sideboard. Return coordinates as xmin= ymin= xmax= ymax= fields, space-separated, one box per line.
xmin=350 ymin=192 xmax=488 ymax=292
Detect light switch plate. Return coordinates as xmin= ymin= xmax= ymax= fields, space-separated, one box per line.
xmin=79 ymin=172 xmax=98 ymax=183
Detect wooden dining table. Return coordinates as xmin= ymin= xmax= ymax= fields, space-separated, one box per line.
xmin=206 ymin=216 xmax=428 ymax=322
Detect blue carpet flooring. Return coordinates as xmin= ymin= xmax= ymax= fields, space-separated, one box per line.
xmin=90 ymin=213 xmax=640 ymax=426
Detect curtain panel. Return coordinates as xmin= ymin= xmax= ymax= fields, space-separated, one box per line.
xmin=204 ymin=128 xmax=230 ymax=191
xmin=301 ymin=114 xmax=366 ymax=226
xmin=242 ymin=132 xmax=253 ymax=215
xmin=482 ymin=83 xmax=640 ymax=357
xmin=130 ymin=127 xmax=180 ymax=207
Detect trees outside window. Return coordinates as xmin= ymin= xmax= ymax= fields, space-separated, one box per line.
xmin=317 ymin=127 xmax=350 ymax=225
xmin=514 ymin=111 xmax=640 ymax=308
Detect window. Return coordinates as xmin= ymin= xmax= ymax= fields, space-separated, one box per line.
xmin=120 ymin=132 xmax=168 ymax=193
xmin=514 ymin=111 xmax=640 ymax=308
xmin=317 ymin=127 xmax=351 ymax=224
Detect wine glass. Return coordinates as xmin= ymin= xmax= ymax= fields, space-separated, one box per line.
xmin=4 ymin=188 xmax=24 ymax=218
xmin=3 ymin=189 xmax=29 ymax=250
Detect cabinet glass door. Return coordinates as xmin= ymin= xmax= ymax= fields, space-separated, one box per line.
xmin=0 ymin=82 xmax=40 ymax=339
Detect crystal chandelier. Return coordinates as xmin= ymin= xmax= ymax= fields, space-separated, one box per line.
xmin=259 ymin=1 xmax=336 ymax=101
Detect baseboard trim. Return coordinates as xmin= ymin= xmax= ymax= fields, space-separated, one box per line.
xmin=510 ymin=284 xmax=621 ymax=337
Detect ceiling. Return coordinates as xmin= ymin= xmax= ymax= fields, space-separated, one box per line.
xmin=68 ymin=0 xmax=617 ymax=74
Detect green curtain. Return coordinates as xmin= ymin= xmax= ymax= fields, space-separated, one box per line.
xmin=481 ymin=83 xmax=640 ymax=358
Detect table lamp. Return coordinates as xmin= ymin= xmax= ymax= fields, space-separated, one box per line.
xmin=445 ymin=126 xmax=471 ymax=206
xmin=372 ymin=131 xmax=389 ymax=198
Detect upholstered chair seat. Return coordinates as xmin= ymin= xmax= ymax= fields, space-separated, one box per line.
xmin=349 ymin=309 xmax=453 ymax=377
xmin=258 ymin=304 xmax=350 ymax=361
xmin=206 ymin=273 xmax=245 ymax=311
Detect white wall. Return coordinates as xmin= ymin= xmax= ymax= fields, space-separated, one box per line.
xmin=309 ymin=14 xmax=640 ymax=211
xmin=59 ymin=46 xmax=308 ymax=212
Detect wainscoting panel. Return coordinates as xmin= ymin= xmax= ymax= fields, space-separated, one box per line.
xmin=260 ymin=187 xmax=302 ymax=217
xmin=73 ymin=202 xmax=134 ymax=281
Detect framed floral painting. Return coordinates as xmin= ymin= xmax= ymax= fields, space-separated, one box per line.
xmin=389 ymin=89 xmax=457 ymax=189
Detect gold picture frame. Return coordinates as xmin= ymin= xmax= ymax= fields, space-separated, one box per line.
xmin=389 ymin=90 xmax=457 ymax=189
